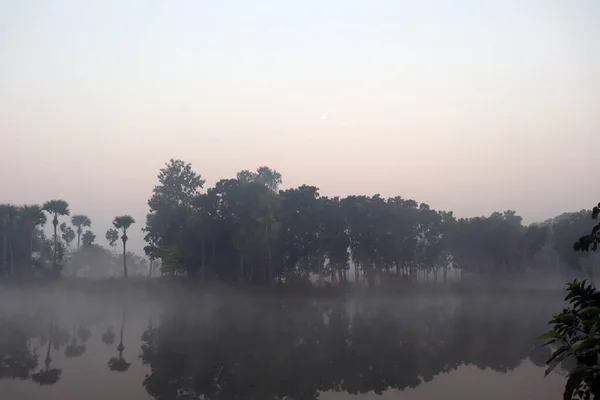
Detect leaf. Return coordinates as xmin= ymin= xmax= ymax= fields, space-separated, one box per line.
xmin=537 ymin=330 xmax=560 ymax=340
xmin=545 ymin=347 xmax=570 ymax=376
xmin=571 ymin=340 xmax=587 ymax=352
xmin=563 ymin=371 xmax=585 ymax=400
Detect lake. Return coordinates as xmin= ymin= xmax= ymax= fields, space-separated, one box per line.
xmin=0 ymin=283 xmax=566 ymax=399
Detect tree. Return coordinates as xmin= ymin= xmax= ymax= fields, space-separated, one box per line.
xmin=236 ymin=166 xmax=282 ymax=191
xmin=0 ymin=204 xmax=17 ymax=277
xmin=17 ymin=205 xmax=47 ymax=275
xmin=541 ymin=202 xmax=600 ymax=400
xmin=59 ymin=222 xmax=75 ymax=250
xmin=144 ymin=159 xmax=205 ymax=276
xmin=113 ymin=215 xmax=135 ymax=278
xmin=105 ymin=228 xmax=119 ymax=254
xmin=42 ymin=200 xmax=70 ymax=274
xmin=81 ymin=231 xmax=96 ymax=248
xmin=71 ymin=215 xmax=91 ymax=251
xmin=541 ymin=280 xmax=600 ymax=399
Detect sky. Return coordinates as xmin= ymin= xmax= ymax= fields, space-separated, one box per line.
xmin=1 ymin=0 xmax=599 ymax=255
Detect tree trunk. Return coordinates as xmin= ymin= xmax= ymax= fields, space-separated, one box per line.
xmin=29 ymin=228 xmax=34 ymax=276
xmin=148 ymin=259 xmax=154 ymax=278
xmin=2 ymin=230 xmax=7 ymax=277
xmin=52 ymin=217 xmax=58 ymax=273
xmin=122 ymin=238 xmax=128 ymax=279
xmin=77 ymin=231 xmax=81 ymax=252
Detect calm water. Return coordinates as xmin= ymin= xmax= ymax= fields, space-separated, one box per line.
xmin=0 ymin=285 xmax=566 ymax=399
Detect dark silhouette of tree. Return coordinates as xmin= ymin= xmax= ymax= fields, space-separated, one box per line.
xmin=42 ymin=200 xmax=70 ymax=274
xmin=17 ymin=205 xmax=47 ymax=276
xmin=71 ymin=214 xmax=91 ymax=251
xmin=59 ymin=222 xmax=75 ymax=250
xmin=105 ymin=228 xmax=119 ymax=254
xmin=0 ymin=204 xmax=17 ymax=276
xmin=81 ymin=230 xmax=96 ymax=248
xmin=113 ymin=216 xmax=135 ymax=278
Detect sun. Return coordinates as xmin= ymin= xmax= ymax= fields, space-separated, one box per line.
xmin=320 ymin=113 xmax=328 ymax=121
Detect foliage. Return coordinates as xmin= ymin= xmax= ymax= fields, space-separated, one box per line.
xmin=541 ymin=202 xmax=600 ymax=399
xmin=59 ymin=222 xmax=75 ymax=249
xmin=81 ymin=231 xmax=96 ymax=247
xmin=574 ymin=203 xmax=600 ymax=253
xmin=71 ymin=214 xmax=91 ymax=251
xmin=142 ymin=158 xmax=581 ymax=284
xmin=105 ymin=228 xmax=119 ymax=251
xmin=540 ymin=280 xmax=600 ymax=399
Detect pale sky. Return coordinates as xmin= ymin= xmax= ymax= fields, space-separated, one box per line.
xmin=1 ymin=0 xmax=599 ymax=255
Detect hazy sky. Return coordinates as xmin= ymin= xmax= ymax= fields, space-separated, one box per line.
xmin=1 ymin=0 xmax=599 ymax=255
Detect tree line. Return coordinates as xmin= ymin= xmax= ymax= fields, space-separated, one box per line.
xmin=0 ymin=200 xmax=142 ymax=278
xmin=141 ymin=159 xmax=598 ymax=285
xmin=1 ymin=158 xmax=597 ymax=283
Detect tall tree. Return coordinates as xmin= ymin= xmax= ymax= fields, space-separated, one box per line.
xmin=71 ymin=215 xmax=91 ymax=251
xmin=17 ymin=204 xmax=47 ymax=275
xmin=42 ymin=200 xmax=70 ymax=273
xmin=113 ymin=215 xmax=135 ymax=278
xmin=144 ymin=159 xmax=205 ymax=275
xmin=0 ymin=204 xmax=16 ymax=276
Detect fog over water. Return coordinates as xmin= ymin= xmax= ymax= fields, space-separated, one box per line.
xmin=0 ymin=282 xmax=566 ymax=399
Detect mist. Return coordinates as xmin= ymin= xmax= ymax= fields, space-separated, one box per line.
xmin=3 ymin=0 xmax=600 ymax=398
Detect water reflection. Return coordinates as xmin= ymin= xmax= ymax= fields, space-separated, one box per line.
xmin=0 ymin=292 xmax=564 ymax=399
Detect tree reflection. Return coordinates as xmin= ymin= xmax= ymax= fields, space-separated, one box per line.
xmin=31 ymin=323 xmax=62 ymax=386
xmin=102 ymin=327 xmax=116 ymax=345
xmin=139 ymin=296 xmax=561 ymax=400
xmin=0 ymin=314 xmax=39 ymax=379
xmin=64 ymin=325 xmax=86 ymax=358
xmin=108 ymin=310 xmax=131 ymax=372
xmin=0 ymin=293 xmax=565 ymax=396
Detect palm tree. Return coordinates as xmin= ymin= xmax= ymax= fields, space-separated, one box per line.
xmin=71 ymin=215 xmax=91 ymax=251
xmin=17 ymin=205 xmax=47 ymax=275
xmin=42 ymin=200 xmax=70 ymax=273
xmin=112 ymin=215 xmax=135 ymax=278
xmin=0 ymin=204 xmax=16 ymax=277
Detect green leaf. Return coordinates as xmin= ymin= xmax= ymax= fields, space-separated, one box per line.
xmin=571 ymin=340 xmax=587 ymax=352
xmin=537 ymin=330 xmax=560 ymax=340
xmin=579 ymin=307 xmax=600 ymax=315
